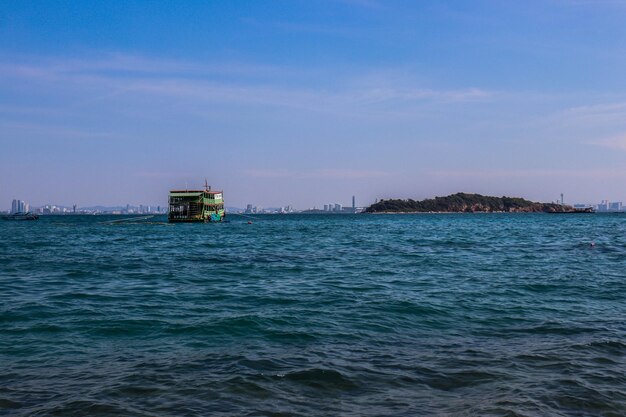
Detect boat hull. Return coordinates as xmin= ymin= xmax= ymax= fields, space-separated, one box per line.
xmin=168 ymin=217 xmax=224 ymax=223
xmin=2 ymin=214 xmax=39 ymax=221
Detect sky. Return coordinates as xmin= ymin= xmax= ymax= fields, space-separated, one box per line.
xmin=2 ymin=0 xmax=626 ymax=209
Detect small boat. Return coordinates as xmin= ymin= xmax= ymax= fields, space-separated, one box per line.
xmin=2 ymin=212 xmax=39 ymax=221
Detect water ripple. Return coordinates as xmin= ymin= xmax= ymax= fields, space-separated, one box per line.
xmin=1 ymin=214 xmax=625 ymax=416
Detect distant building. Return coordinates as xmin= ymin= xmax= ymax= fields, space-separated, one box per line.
xmin=597 ymin=200 xmax=609 ymax=212
xmin=352 ymin=196 xmax=356 ymax=211
xmin=609 ymin=202 xmax=623 ymax=211
xmin=323 ymin=204 xmax=329 ymax=212
xmin=11 ymin=199 xmax=27 ymax=213
xmin=593 ymin=200 xmax=624 ymax=212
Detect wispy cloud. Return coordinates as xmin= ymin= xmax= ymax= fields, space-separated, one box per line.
xmin=588 ymin=133 xmax=626 ymax=151
xmin=244 ymin=168 xmax=391 ymax=179
xmin=0 ymin=52 xmax=294 ymax=79
xmin=429 ymin=168 xmax=626 ymax=179
xmin=135 ymin=171 xmax=194 ymax=179
xmin=0 ymin=121 xmax=126 ymax=141
xmin=557 ymin=0 xmax=626 ymax=7
xmin=560 ymin=101 xmax=626 ymax=124
xmin=241 ymin=17 xmax=358 ymax=37
xmin=332 ymin=0 xmax=385 ymax=9
xmin=0 ymin=53 xmax=495 ymax=118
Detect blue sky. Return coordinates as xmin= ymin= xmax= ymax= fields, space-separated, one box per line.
xmin=2 ymin=0 xmax=626 ymax=209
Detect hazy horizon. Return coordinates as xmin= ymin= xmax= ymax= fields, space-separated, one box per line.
xmin=2 ymin=1 xmax=626 ymax=209
xmin=0 ymin=190 xmax=608 ymax=212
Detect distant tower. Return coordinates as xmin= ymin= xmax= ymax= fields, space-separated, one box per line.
xmin=73 ymin=204 xmax=77 ymax=213
xmin=561 ymin=193 xmax=564 ymax=205
xmin=352 ymin=195 xmax=355 ymax=210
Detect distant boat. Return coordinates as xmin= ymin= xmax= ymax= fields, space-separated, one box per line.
xmin=2 ymin=212 xmax=39 ymax=221
xmin=168 ymin=179 xmax=225 ymax=223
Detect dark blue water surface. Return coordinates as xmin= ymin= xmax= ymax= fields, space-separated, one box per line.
xmin=1 ymin=214 xmax=625 ymax=416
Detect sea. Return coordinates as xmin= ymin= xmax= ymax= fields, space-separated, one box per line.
xmin=1 ymin=213 xmax=624 ymax=416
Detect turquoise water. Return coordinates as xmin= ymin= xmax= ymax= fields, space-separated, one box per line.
xmin=1 ymin=214 xmax=625 ymax=416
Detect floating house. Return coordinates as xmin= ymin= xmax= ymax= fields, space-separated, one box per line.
xmin=168 ymin=181 xmax=225 ymax=223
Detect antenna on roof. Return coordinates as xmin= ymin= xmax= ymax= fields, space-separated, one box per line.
xmin=205 ymin=178 xmax=211 ymax=191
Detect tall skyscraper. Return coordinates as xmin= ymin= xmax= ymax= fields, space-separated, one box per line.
xmin=12 ymin=199 xmax=27 ymax=213
xmin=11 ymin=199 xmax=30 ymax=213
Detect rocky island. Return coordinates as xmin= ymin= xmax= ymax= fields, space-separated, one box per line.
xmin=365 ymin=193 xmax=593 ymax=213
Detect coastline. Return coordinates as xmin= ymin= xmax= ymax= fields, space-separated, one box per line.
xmin=365 ymin=210 xmax=595 ymax=214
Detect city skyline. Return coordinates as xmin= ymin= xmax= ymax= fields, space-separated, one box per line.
xmin=4 ymin=195 xmax=624 ymax=214
xmin=2 ymin=1 xmax=626 ymax=207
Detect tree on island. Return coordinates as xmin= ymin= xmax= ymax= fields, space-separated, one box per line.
xmin=365 ymin=193 xmax=588 ymax=213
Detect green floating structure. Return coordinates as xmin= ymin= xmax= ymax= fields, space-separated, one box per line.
xmin=168 ymin=180 xmax=225 ymax=223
